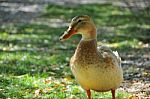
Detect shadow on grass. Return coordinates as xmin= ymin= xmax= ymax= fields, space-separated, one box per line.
xmin=43 ymin=3 xmax=150 ymax=43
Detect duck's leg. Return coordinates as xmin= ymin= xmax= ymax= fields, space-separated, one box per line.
xmin=111 ymin=89 xmax=116 ymax=99
xmin=86 ymin=89 xmax=91 ymax=99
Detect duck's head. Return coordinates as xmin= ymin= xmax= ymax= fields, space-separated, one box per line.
xmin=59 ymin=15 xmax=96 ymax=41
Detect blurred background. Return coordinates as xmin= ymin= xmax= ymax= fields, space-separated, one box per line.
xmin=0 ymin=0 xmax=150 ymax=98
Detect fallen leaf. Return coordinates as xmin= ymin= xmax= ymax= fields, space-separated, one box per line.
xmin=129 ymin=94 xmax=140 ymax=99
xmin=34 ymin=89 xmax=41 ymax=97
xmin=42 ymin=88 xmax=52 ymax=93
xmin=64 ymin=75 xmax=73 ymax=82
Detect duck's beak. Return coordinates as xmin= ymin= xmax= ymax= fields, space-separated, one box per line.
xmin=59 ymin=27 xmax=76 ymax=41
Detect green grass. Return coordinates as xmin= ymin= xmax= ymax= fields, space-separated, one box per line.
xmin=0 ymin=2 xmax=149 ymax=99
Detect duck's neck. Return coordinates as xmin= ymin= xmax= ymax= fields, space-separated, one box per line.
xmin=75 ymin=28 xmax=98 ymax=58
xmin=74 ymin=39 xmax=99 ymax=64
xmin=76 ymin=39 xmax=98 ymax=55
xmin=77 ymin=29 xmax=97 ymax=53
xmin=81 ymin=26 xmax=97 ymax=41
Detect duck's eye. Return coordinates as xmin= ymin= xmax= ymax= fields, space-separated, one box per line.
xmin=77 ymin=19 xmax=82 ymax=23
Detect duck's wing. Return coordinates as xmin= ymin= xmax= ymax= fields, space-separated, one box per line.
xmin=97 ymin=46 xmax=121 ymax=67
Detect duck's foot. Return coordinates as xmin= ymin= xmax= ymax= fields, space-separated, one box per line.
xmin=111 ymin=89 xmax=116 ymax=99
xmin=86 ymin=89 xmax=91 ymax=99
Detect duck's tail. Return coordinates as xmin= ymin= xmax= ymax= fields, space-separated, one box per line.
xmin=113 ymin=51 xmax=121 ymax=67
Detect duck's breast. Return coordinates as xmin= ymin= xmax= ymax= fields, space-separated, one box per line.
xmin=70 ymin=39 xmax=123 ymax=91
xmin=71 ymin=57 xmax=123 ymax=92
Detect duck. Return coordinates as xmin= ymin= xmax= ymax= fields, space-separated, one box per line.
xmin=59 ymin=15 xmax=123 ymax=99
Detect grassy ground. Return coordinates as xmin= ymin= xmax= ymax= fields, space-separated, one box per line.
xmin=0 ymin=2 xmax=150 ymax=99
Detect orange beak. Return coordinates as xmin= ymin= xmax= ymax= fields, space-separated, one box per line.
xmin=59 ymin=27 xmax=76 ymax=41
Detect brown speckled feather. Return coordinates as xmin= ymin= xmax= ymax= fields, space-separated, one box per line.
xmin=72 ymin=39 xmax=101 ymax=67
xmin=70 ymin=39 xmax=123 ymax=91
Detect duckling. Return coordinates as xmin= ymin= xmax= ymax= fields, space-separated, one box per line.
xmin=59 ymin=15 xmax=123 ymax=99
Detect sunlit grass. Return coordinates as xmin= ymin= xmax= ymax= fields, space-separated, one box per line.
xmin=0 ymin=74 xmax=129 ymax=99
